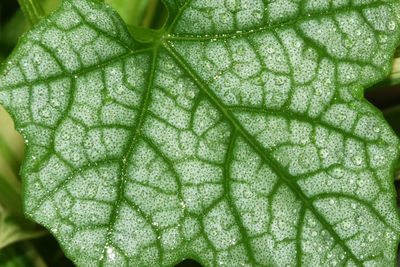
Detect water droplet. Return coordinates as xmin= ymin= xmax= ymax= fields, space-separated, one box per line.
xmin=343 ymin=37 xmax=354 ymax=48
xmin=388 ymin=20 xmax=397 ymax=31
xmin=252 ymin=10 xmax=263 ymax=20
xmin=72 ymin=153 xmax=80 ymax=162
xmin=352 ymin=155 xmax=362 ymax=166
xmin=378 ymin=34 xmax=388 ymax=44
xmin=274 ymin=76 xmax=285 ymax=86
xmin=386 ymin=231 xmax=396 ymax=240
xmin=355 ymin=29 xmax=362 ymax=36
xmin=52 ymin=99 xmax=60 ymax=107
xmin=315 ymin=87 xmax=324 ymax=97
xmin=311 ymin=231 xmax=317 ymax=237
xmin=294 ymin=41 xmax=301 ymax=48
xmin=222 ymin=220 xmax=230 ymax=230
xmin=364 ymin=38 xmax=372 ymax=45
xmin=88 ymin=12 xmax=98 ymax=22
xmin=367 ymin=233 xmax=375 ymax=242
xmin=329 ymin=199 xmax=335 ymax=205
xmin=357 ymin=178 xmax=366 ymax=187
xmin=164 ymin=60 xmax=174 ymax=70
xmin=325 ymin=78 xmax=332 ymax=85
xmin=62 ymin=132 xmax=70 ymax=141
xmin=33 ymin=182 xmax=40 ymax=190
xmin=220 ymin=12 xmax=231 ymax=24
xmin=267 ymin=45 xmax=275 ymax=54
xmin=342 ymin=220 xmax=351 ymax=230
xmin=40 ymin=108 xmax=50 ymax=118
xmin=338 ymin=113 xmax=346 ymax=121
xmin=357 ymin=216 xmax=366 ymax=225
xmin=351 ymin=203 xmax=357 ymax=209
xmin=299 ymin=155 xmax=310 ymax=168
xmin=308 ymin=218 xmax=316 ymax=227
xmin=278 ymin=220 xmax=286 ymax=230
xmin=320 ymin=148 xmax=329 ymax=159
xmin=106 ymin=246 xmax=116 ymax=262
xmin=328 ymin=166 xmax=344 ymax=179
xmin=373 ymin=126 xmax=381 ymax=133
xmin=224 ymin=0 xmax=238 ymax=12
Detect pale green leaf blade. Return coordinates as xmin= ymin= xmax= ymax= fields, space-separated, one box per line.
xmin=1 ymin=0 xmax=400 ymax=266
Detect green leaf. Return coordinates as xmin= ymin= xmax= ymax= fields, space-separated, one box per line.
xmin=105 ymin=0 xmax=151 ymax=27
xmin=0 ymin=241 xmax=47 ymax=267
xmin=1 ymin=0 xmax=400 ymax=266
xmin=0 ymin=169 xmax=46 ymax=250
xmin=16 ymin=0 xmax=45 ymax=26
xmin=0 ymin=149 xmax=46 ymax=250
xmin=0 ymin=210 xmax=46 ymax=250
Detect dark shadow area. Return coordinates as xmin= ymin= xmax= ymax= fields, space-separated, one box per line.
xmin=31 ymin=235 xmax=74 ymax=267
xmin=148 ymin=1 xmax=168 ymax=30
xmin=0 ymin=1 xmax=26 ymax=63
xmin=175 ymin=259 xmax=203 ymax=267
xmin=365 ymin=84 xmax=400 ymax=110
xmin=0 ymin=0 xmax=20 ymax=57
xmin=0 ymin=1 xmax=19 ymax=23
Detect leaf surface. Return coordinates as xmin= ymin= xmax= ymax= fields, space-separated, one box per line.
xmin=1 ymin=0 xmax=400 ymax=266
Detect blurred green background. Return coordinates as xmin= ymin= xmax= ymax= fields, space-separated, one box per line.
xmin=0 ymin=0 xmax=400 ymax=266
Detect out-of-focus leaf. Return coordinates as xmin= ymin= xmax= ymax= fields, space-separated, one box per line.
xmin=0 ymin=162 xmax=46 ymax=249
xmin=38 ymin=0 xmax=61 ymax=14
xmin=105 ymin=0 xmax=150 ymax=26
xmin=0 ymin=106 xmax=25 ymax=173
xmin=16 ymin=0 xmax=45 ymax=26
xmin=0 ymin=106 xmax=44 ymax=249
xmin=0 ymin=210 xmax=46 ymax=250
xmin=0 ymin=241 xmax=47 ymax=267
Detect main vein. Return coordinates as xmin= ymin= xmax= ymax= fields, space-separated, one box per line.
xmin=162 ymin=40 xmax=362 ymax=266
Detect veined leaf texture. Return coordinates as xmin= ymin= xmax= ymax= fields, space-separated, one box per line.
xmin=1 ymin=0 xmax=400 ymax=266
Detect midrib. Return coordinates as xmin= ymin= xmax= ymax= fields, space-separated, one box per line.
xmin=161 ymin=40 xmax=363 ymax=266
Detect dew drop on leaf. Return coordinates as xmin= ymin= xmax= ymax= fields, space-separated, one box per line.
xmin=352 ymin=155 xmax=363 ymax=166
xmin=388 ymin=20 xmax=397 ymax=31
